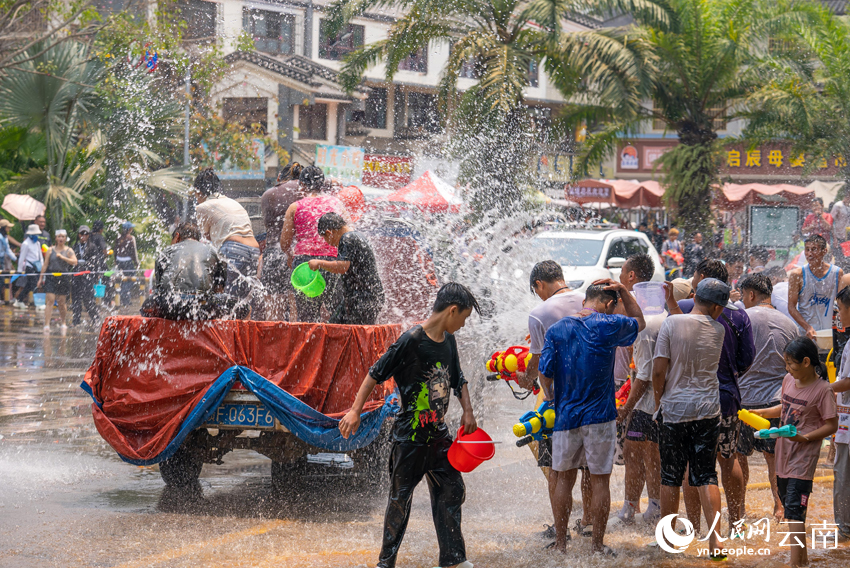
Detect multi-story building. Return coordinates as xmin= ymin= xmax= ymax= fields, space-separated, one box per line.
xmin=175 ymin=0 xmax=601 ymax=193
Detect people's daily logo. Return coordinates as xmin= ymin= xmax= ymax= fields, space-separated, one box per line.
xmin=655 ymin=514 xmax=695 ymax=553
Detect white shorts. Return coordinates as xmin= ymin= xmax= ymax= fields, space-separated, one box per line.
xmin=552 ymin=420 xmax=617 ymax=475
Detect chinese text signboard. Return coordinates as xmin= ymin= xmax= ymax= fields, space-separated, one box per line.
xmin=362 ymin=154 xmax=413 ymax=189
xmin=315 ymin=144 xmax=365 ymax=186
xmin=566 ymin=182 xmax=613 ymax=203
xmin=616 ymin=140 xmax=844 ymax=177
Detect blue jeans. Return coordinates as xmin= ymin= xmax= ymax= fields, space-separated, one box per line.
xmin=220 ymin=241 xmax=260 ymax=319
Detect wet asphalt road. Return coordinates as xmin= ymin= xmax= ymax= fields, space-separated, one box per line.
xmin=0 ymin=305 xmax=849 ymax=568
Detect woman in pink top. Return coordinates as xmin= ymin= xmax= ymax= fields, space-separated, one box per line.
xmin=280 ymin=166 xmax=345 ymax=321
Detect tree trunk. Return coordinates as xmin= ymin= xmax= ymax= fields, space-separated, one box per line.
xmin=657 ymin=138 xmax=719 ymax=238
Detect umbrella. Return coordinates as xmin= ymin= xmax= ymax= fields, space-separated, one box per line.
xmin=381 ymin=171 xmax=463 ymax=213
xmin=2 ymin=194 xmax=45 ymax=220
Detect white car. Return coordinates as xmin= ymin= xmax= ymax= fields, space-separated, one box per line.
xmin=530 ymin=229 xmax=665 ymax=291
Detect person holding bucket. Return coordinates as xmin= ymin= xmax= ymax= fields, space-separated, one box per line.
xmin=307 ymin=212 xmax=384 ymax=325
xmin=279 ymin=167 xmax=345 ymax=322
xmin=339 ymin=283 xmax=480 ymax=568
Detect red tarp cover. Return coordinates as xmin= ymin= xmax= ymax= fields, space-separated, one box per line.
xmin=83 ymin=316 xmax=402 ymax=463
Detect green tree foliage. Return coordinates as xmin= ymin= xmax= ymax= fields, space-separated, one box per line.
xmin=550 ymin=0 xmax=808 ymax=234
xmin=741 ymin=2 xmax=850 ymax=184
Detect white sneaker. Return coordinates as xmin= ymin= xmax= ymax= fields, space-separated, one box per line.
xmin=12 ymin=300 xmax=26 ymax=309
xmin=43 ymin=325 xmax=50 ymax=334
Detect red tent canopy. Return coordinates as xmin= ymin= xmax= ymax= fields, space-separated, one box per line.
xmin=380 ymin=170 xmax=463 ymax=213
xmin=565 ymin=179 xmax=665 ymax=208
xmin=717 ymin=183 xmax=813 ymax=210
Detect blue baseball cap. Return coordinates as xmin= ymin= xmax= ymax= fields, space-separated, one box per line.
xmin=695 ymin=277 xmax=738 ymax=310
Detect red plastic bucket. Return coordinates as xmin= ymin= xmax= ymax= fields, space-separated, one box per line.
xmin=447 ymin=426 xmax=496 ymax=472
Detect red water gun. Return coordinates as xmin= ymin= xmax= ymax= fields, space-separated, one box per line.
xmin=485 ymin=345 xmax=539 ymax=400
xmin=615 ymin=379 xmax=631 ymax=408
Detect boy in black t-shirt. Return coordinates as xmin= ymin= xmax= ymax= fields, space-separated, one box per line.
xmin=339 ymin=283 xmax=480 ymax=568
xmin=309 ymin=212 xmax=385 ymax=325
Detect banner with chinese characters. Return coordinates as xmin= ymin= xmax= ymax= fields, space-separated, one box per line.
xmin=616 ymin=140 xmax=845 ymax=178
xmin=362 ymin=154 xmax=413 ymax=189
xmin=315 ymin=144 xmax=365 ymax=185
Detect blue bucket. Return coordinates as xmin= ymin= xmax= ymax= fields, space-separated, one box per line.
xmin=94 ymin=284 xmax=106 ymax=298
xmin=33 ymin=293 xmax=46 ymax=307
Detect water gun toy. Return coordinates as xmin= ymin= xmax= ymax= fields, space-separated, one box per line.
xmin=514 ymin=401 xmax=556 ymax=447
xmin=757 ymin=424 xmax=797 ymax=439
xmin=738 ymin=409 xmax=771 ymax=431
xmin=616 ymin=379 xmax=631 ymax=408
xmin=41 ymin=243 xmax=49 ymax=254
xmin=485 ymin=345 xmax=539 ymax=400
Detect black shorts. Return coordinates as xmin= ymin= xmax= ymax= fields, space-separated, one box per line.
xmin=659 ymin=414 xmax=719 ymax=487
xmin=626 ymin=410 xmax=658 ymax=443
xmin=717 ymin=413 xmax=741 ymax=459
xmin=44 ymin=274 xmax=71 ymax=296
xmin=537 ymin=436 xmax=552 ymax=468
xmin=737 ymin=403 xmax=780 ymax=456
xmin=778 ymin=477 xmax=813 ymax=522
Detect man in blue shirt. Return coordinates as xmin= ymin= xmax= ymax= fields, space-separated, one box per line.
xmin=540 ymin=280 xmax=644 ymax=556
xmin=670 ymin=258 xmax=754 ymax=531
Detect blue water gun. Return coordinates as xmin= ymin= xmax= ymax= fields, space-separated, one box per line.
xmin=514 ymin=400 xmax=556 ymax=447
xmin=757 ymin=424 xmax=798 ymax=439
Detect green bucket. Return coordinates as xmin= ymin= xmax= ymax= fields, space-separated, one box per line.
xmin=291 ymin=262 xmax=326 ymax=297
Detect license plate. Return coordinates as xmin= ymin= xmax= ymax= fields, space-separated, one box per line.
xmin=207 ymin=403 xmax=275 ymax=428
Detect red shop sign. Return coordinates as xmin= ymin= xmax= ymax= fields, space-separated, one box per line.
xmin=362 ymin=154 xmax=414 ymax=189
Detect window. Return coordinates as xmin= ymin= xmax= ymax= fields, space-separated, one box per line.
xmin=398 ymin=46 xmax=428 ymax=73
xmin=181 ymin=0 xmax=216 ymax=43
xmin=530 ymin=237 xmax=604 ymax=266
xmin=528 ymin=59 xmax=539 ymax=88
xmin=607 ymin=238 xmax=648 ymax=262
xmin=318 ymin=19 xmax=364 ymax=60
xmin=708 ymin=105 xmax=727 ymax=131
xmin=242 ymin=8 xmax=295 ymax=55
xmin=223 ymin=98 xmax=268 ymax=133
xmin=406 ymin=92 xmax=440 ymax=133
xmin=299 ymin=104 xmax=328 ymax=140
xmin=364 ymin=87 xmax=387 ymax=129
xmin=652 ymin=102 xmax=666 ymax=131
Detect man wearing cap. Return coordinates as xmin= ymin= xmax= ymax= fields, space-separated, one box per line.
xmin=653 ymin=278 xmax=732 ymax=559
xmin=71 ymin=225 xmax=100 ymax=326
xmin=670 ymin=258 xmax=754 ymax=532
xmin=34 ymin=214 xmax=51 ymax=248
xmin=12 ymin=224 xmax=45 ymax=308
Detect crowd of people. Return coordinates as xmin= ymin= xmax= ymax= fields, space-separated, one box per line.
xmin=335 ymin=232 xmax=850 ymax=568
xmin=142 ymin=165 xmax=384 ymax=326
xmin=0 ymin=215 xmax=135 ymax=334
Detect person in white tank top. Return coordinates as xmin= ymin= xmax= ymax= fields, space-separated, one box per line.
xmin=788 ymin=234 xmax=845 ymax=338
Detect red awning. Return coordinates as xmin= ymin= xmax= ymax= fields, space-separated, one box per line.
xmin=380 ymin=170 xmax=463 ymax=213
xmin=565 ymin=179 xmax=665 ymax=208
xmin=717 ymin=183 xmax=814 ymax=210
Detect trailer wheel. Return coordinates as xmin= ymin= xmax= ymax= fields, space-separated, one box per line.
xmin=159 ymin=439 xmax=203 ymax=487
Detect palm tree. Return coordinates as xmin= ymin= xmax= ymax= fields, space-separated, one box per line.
xmin=550 ymin=0 xmax=808 ymax=234
xmin=0 ymin=41 xmax=102 ymax=229
xmin=741 ymin=3 xmax=850 ymax=185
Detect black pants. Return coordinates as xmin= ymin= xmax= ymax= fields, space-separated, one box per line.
xmin=140 ymin=294 xmax=220 ymax=321
xmin=378 ymin=438 xmax=466 ymax=568
xmin=292 ymin=254 xmax=339 ymax=323
xmin=71 ymin=276 xmax=99 ymax=325
xmin=329 ymin=294 xmax=383 ymax=325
